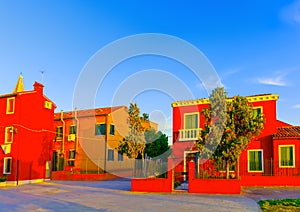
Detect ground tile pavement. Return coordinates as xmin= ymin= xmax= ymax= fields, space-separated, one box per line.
xmin=3 ymin=179 xmax=298 ymax=211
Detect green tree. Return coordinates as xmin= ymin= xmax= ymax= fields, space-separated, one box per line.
xmin=194 ymin=87 xmax=265 ymax=179
xmin=141 ymin=113 xmax=149 ymax=121
xmin=116 ymin=103 xmax=146 ymax=159
xmin=144 ymin=129 xmax=170 ymax=160
xmin=194 ymin=87 xmax=227 ymax=160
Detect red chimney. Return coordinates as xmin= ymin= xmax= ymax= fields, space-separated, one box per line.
xmin=33 ymin=81 xmax=44 ymax=94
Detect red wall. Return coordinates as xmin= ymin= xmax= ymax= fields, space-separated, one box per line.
xmin=51 ymin=171 xmax=118 ymax=181
xmin=0 ymin=82 xmax=55 ymax=183
xmin=172 ymin=97 xmax=291 ymax=178
xmin=241 ymin=176 xmax=300 ymax=186
xmin=273 ymin=138 xmax=300 ymax=176
xmin=131 ymin=158 xmax=173 ymax=193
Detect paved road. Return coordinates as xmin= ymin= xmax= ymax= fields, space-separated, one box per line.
xmin=0 ymin=179 xmax=299 ymax=211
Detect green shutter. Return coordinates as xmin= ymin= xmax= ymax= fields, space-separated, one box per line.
xmin=280 ymin=146 xmax=294 ymax=166
xmin=249 ymin=150 xmax=262 ymax=171
xmin=185 ymin=114 xmax=198 ymax=129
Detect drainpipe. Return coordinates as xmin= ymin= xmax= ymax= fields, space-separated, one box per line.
xmin=104 ymin=114 xmax=108 ymax=173
xmin=60 ymin=110 xmax=65 ymax=154
xmin=74 ymin=108 xmax=79 ymax=153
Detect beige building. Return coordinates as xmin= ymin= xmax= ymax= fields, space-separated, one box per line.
xmin=53 ymin=106 xmax=157 ymax=177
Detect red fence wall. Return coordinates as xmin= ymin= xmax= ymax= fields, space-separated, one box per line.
xmin=131 ymin=158 xmax=173 ymax=192
xmin=188 ymin=161 xmax=241 ymax=194
xmin=241 ymin=176 xmax=300 ymax=186
xmin=51 ymin=172 xmax=118 ymax=181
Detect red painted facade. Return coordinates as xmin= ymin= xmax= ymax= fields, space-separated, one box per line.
xmin=172 ymin=94 xmax=296 ymax=182
xmin=0 ymin=76 xmax=55 ymax=184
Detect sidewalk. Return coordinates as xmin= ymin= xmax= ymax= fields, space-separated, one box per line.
xmin=1 ymin=179 xmax=298 ymax=211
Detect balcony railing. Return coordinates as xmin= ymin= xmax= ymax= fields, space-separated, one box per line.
xmin=179 ymin=128 xmax=201 ymax=141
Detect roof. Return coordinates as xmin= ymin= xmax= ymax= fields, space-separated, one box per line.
xmin=54 ymin=106 xmax=127 ymax=120
xmin=273 ymin=126 xmax=300 ymax=139
xmin=172 ymin=93 xmax=279 ymax=107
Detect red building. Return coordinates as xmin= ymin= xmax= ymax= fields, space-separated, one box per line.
xmin=172 ymin=94 xmax=296 ymax=181
xmin=0 ymin=75 xmax=56 ymax=185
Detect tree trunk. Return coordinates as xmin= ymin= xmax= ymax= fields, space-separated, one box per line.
xmin=236 ymin=157 xmax=240 ymax=179
xmin=142 ymin=152 xmax=145 ymax=177
xmin=226 ymin=161 xmax=230 ymax=179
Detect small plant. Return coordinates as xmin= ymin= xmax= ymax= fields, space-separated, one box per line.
xmin=258 ymin=198 xmax=300 ymax=211
xmin=0 ymin=175 xmax=7 ymax=182
xmin=174 ymin=181 xmax=181 ymax=189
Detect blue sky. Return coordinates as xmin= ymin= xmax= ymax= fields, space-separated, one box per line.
xmin=1 ymin=0 xmax=300 ymax=137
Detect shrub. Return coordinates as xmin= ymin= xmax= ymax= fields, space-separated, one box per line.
xmin=258 ymin=198 xmax=300 ymax=211
xmin=0 ymin=175 xmax=7 ymax=182
xmin=174 ymin=181 xmax=181 ymax=189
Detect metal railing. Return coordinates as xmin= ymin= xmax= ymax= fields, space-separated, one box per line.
xmin=134 ymin=159 xmax=168 ymax=178
xmin=194 ymin=159 xmax=300 ymax=179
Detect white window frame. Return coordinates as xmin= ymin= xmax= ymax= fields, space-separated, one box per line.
xmin=279 ymin=145 xmax=295 ymax=168
xmin=3 ymin=157 xmax=12 ymax=174
xmin=6 ymin=97 xmax=15 ymax=114
xmin=108 ymin=149 xmax=114 ymax=161
xmin=247 ymin=149 xmax=264 ymax=172
xmin=184 ymin=112 xmax=199 ymax=129
xmin=252 ymin=106 xmax=263 ymax=117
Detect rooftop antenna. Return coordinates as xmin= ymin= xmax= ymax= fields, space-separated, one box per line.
xmin=40 ymin=70 xmax=45 ymax=84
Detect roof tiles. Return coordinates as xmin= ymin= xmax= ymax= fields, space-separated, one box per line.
xmin=273 ymin=126 xmax=300 ymax=139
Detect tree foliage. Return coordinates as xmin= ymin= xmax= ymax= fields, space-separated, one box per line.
xmin=116 ymin=103 xmax=146 ymax=159
xmin=141 ymin=113 xmax=149 ymax=121
xmin=194 ymin=87 xmax=227 ymax=160
xmin=144 ymin=129 xmax=170 ymax=159
xmin=194 ymin=87 xmax=265 ymax=179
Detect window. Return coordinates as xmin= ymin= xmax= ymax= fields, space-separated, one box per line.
xmin=5 ymin=127 xmax=14 ymax=143
xmin=248 ymin=150 xmax=263 ymax=172
xmin=253 ymin=107 xmax=263 ymax=117
xmin=44 ymin=101 xmax=52 ymax=109
xmin=69 ymin=150 xmax=76 ymax=159
xmin=3 ymin=157 xmax=12 ymax=174
xmin=6 ymin=97 xmax=15 ymax=114
xmin=279 ymin=145 xmax=295 ymax=167
xmin=56 ymin=126 xmax=63 ymax=138
xmin=68 ymin=150 xmax=75 ymax=166
xmin=110 ymin=124 xmax=115 ymax=135
xmin=69 ymin=125 xmax=77 ymax=135
xmin=184 ymin=113 xmax=199 ymax=129
xmin=108 ymin=149 xmax=114 ymax=161
xmin=118 ymin=151 xmax=123 ymax=162
xmin=67 ymin=160 xmax=75 ymax=166
xmin=95 ymin=123 xmax=106 ymax=136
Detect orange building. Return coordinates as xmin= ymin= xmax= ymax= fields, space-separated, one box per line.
xmin=53 ymin=106 xmax=157 ymax=177
xmin=0 ymin=75 xmax=56 ymax=185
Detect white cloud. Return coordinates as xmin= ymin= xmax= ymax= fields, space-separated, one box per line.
xmin=221 ymin=67 xmax=242 ymax=78
xmin=293 ymin=104 xmax=300 ymax=109
xmin=280 ymin=0 xmax=300 ymax=25
xmin=257 ymin=75 xmax=287 ymax=86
